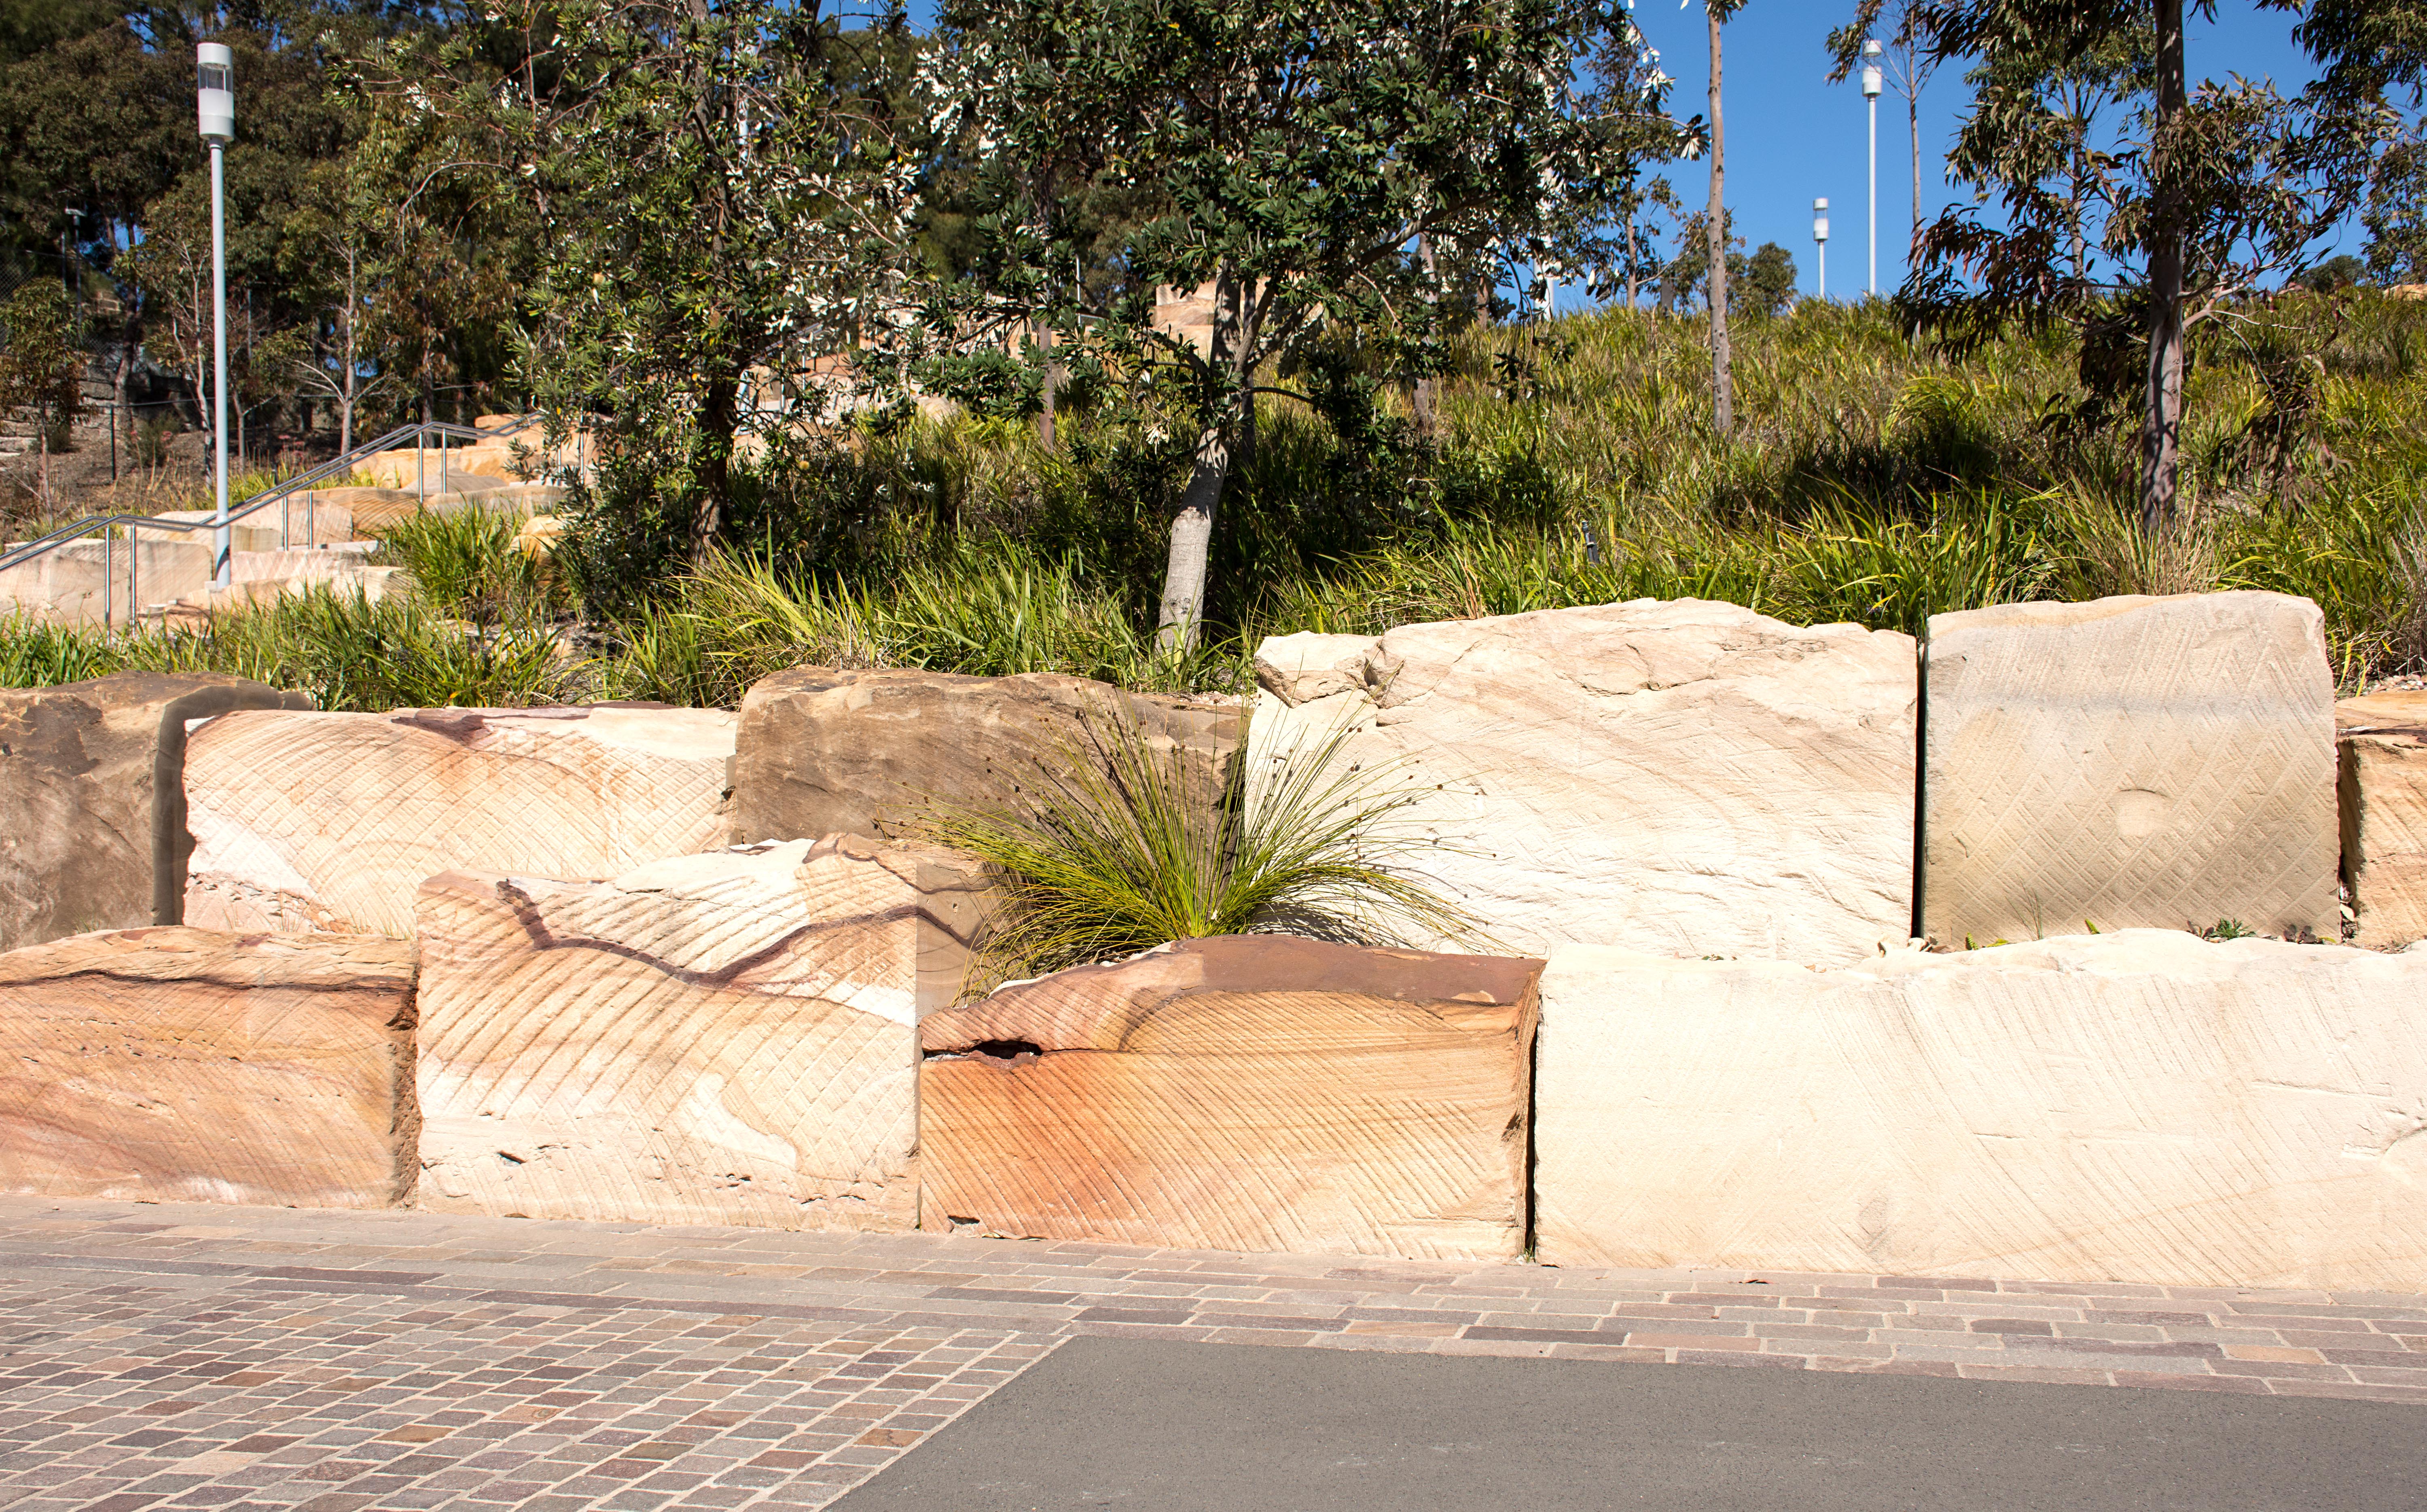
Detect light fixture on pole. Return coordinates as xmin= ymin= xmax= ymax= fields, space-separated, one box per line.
xmin=1813 ymin=197 xmax=1829 ymax=301
xmin=197 ymin=42 xmax=234 ymax=589
xmin=1862 ymin=38 xmax=1883 ymax=299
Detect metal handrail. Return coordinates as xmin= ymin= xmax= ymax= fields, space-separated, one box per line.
xmin=0 ymin=414 xmax=559 ymax=627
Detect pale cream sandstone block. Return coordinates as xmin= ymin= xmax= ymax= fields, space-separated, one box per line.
xmin=919 ymin=935 xmax=1540 ymax=1261
xmin=1923 ymin=591 xmax=2338 ymax=944
xmin=1533 ymin=931 xmax=2427 ymax=1290
xmin=182 ymin=705 xmax=738 ymax=937
xmin=1247 ymin=599 xmax=1918 ymax=963
xmin=413 ymin=836 xmax=993 ymax=1231
xmin=2340 ymin=690 xmax=2427 ymax=948
xmin=0 ymin=927 xmax=418 ymax=1207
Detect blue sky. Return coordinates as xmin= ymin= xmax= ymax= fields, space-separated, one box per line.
xmin=1619 ymin=1 xmax=2338 ymax=309
xmin=880 ymin=0 xmax=2342 ymax=308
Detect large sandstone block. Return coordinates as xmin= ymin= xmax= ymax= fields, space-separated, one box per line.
xmin=1534 ymin=931 xmax=2427 ymax=1290
xmin=414 ymin=836 xmax=994 ymax=1230
xmin=919 ymin=936 xmax=1541 ymax=1260
xmin=733 ymin=668 xmax=1243 ymax=844
xmin=1247 ymin=600 xmax=1918 ymax=963
xmin=2340 ymin=690 xmax=2427 ymax=948
xmin=182 ymin=705 xmax=737 ymax=937
xmin=0 ymin=673 xmax=309 ymax=952
xmin=1923 ymin=592 xmax=2338 ymax=944
xmin=0 ymin=927 xmax=418 ymax=1206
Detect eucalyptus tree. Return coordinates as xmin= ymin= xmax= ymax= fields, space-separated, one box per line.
xmin=928 ymin=0 xmax=1673 ymax=651
xmin=1899 ymin=0 xmax=2388 ymax=534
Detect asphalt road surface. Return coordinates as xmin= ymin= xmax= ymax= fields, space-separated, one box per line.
xmin=833 ymin=1336 xmax=2427 ymax=1512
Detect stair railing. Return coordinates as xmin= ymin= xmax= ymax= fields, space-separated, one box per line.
xmin=0 ymin=414 xmax=551 ymax=629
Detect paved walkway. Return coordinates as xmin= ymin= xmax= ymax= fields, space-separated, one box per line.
xmin=1 ymin=1196 xmax=2421 ymax=1512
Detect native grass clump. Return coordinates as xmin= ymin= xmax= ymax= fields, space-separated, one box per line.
xmin=911 ymin=712 xmax=1478 ymax=993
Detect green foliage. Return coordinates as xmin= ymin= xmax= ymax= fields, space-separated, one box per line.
xmin=374 ymin=508 xmax=564 ymax=626
xmin=0 ymin=589 xmax=576 ymax=711
xmin=0 ymin=611 xmax=110 ymax=686
xmin=0 ymin=277 xmax=82 ymax=440
xmin=599 ymin=543 xmax=1243 ymax=710
xmin=929 ymin=0 xmax=1682 ymax=641
xmin=384 ymin=0 xmax=922 ymax=562
xmin=113 ymin=588 xmax=575 ymax=712
xmin=1736 ymin=242 xmax=1799 ymax=319
xmin=912 ymin=711 xmax=1476 ymax=991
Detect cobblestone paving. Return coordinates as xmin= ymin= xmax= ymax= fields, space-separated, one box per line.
xmin=2 ymin=1196 xmax=2421 ymax=1512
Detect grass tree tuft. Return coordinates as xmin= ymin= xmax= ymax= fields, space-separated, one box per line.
xmin=913 ymin=709 xmax=1478 ymax=993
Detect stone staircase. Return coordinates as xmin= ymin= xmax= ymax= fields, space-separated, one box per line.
xmin=0 ymin=413 xmax=580 ymax=627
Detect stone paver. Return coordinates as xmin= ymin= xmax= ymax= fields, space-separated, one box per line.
xmin=1 ymin=1196 xmax=2421 ymax=1512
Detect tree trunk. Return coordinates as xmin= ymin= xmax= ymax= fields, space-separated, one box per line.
xmin=1156 ymin=425 xmax=1228 ymax=653
xmin=2139 ymin=0 xmax=2187 ymax=536
xmin=1155 ymin=269 xmax=1241 ymax=653
xmin=1705 ymin=4 xmax=1734 ymax=437
xmin=1909 ymin=91 xmax=1922 ymax=259
xmin=111 ymin=314 xmax=133 ymax=485
xmin=692 ymin=374 xmax=740 ymax=565
xmin=1037 ymin=321 xmax=1058 ymax=453
xmin=1233 ymin=280 xmax=1258 ymax=483
xmin=1625 ymin=212 xmax=1640 ymax=310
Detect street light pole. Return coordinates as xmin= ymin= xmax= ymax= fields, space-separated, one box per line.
xmin=197 ymin=43 xmax=235 ymax=589
xmin=1862 ymin=39 xmax=1883 ymax=299
xmin=1813 ymin=198 xmax=1829 ymax=302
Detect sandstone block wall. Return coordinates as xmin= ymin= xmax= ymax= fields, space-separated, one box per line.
xmin=733 ymin=667 xmax=1243 ymax=845
xmin=919 ymin=935 xmax=1540 ymax=1260
xmin=1533 ymin=931 xmax=2427 ymax=1291
xmin=1923 ymin=591 xmax=2338 ymax=944
xmin=413 ymin=837 xmax=994 ymax=1231
xmin=0 ymin=673 xmax=310 ymax=953
xmin=182 ymin=705 xmax=738 ymax=937
xmin=2341 ymin=691 xmax=2427 ymax=949
xmin=0 ymin=927 xmax=419 ymax=1207
xmin=1247 ymin=599 xmax=1918 ymax=963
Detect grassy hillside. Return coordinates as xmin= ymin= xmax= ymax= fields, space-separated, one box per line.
xmin=6 ymin=292 xmax=2422 ymax=707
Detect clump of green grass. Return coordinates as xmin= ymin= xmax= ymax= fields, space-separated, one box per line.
xmin=374 ymin=507 xmax=564 ymax=625
xmin=116 ymin=586 xmax=579 ymax=711
xmin=913 ymin=711 xmax=1476 ymax=992
xmin=0 ymin=613 xmax=115 ymax=687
